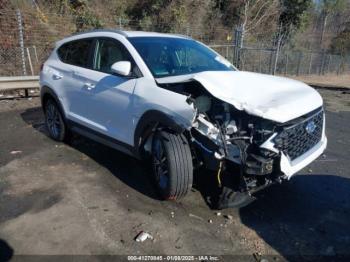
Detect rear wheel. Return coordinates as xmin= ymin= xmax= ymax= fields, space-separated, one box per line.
xmin=151 ymin=131 xmax=193 ymax=200
xmin=44 ymin=99 xmax=68 ymax=142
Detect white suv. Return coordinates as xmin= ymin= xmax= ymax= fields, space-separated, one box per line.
xmin=40 ymin=30 xmax=327 ymax=208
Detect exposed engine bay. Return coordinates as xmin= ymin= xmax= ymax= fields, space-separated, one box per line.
xmin=190 ymin=92 xmax=278 ymax=173
xmin=157 ymin=79 xmax=324 ymax=208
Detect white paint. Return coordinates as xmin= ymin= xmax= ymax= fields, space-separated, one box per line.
xmin=260 ymin=133 xmax=279 ymax=154
xmin=279 ymin=114 xmax=327 ymax=178
xmin=259 ymin=114 xmax=327 ymax=178
xmin=111 ymin=61 xmax=131 ymax=76
xmin=41 ymin=30 xmax=327 ymax=179
xmin=280 ymin=136 xmax=327 ymax=179
xmin=157 ymin=71 xmax=324 ymax=123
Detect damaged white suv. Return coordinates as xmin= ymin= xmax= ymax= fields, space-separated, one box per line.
xmin=40 ymin=30 xmax=327 ymax=208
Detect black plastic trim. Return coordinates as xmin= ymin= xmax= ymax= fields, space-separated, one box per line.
xmin=67 ymin=119 xmax=136 ymax=158
xmin=133 ymin=110 xmax=186 ymax=157
xmin=72 ymin=29 xmax=128 ymax=37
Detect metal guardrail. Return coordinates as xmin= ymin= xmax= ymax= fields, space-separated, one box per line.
xmin=0 ymin=76 xmax=39 ymax=96
xmin=0 ymin=75 xmax=348 ymax=99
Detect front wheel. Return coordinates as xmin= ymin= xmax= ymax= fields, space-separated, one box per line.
xmin=151 ymin=131 xmax=193 ymax=200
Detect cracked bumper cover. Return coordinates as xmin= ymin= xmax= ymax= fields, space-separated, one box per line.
xmin=260 ymin=115 xmax=327 ymax=179
xmin=280 ymin=133 xmax=327 ymax=179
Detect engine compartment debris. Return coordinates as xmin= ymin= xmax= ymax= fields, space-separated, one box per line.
xmin=155 ymin=77 xmax=326 ymax=208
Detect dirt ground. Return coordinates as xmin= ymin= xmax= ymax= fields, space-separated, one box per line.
xmin=290 ymin=74 xmax=350 ymax=89
xmin=0 ymin=89 xmax=349 ymax=261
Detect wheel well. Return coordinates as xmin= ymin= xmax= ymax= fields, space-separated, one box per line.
xmin=41 ymin=93 xmax=54 ymax=112
xmin=41 ymin=87 xmax=66 ymax=119
xmin=133 ymin=110 xmax=188 ymax=158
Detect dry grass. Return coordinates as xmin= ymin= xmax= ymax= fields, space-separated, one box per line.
xmin=288 ymin=74 xmax=350 ymax=89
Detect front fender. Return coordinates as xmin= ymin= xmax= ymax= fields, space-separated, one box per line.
xmin=133 ymin=110 xmax=192 ymax=157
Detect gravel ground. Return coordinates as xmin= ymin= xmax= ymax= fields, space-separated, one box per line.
xmin=0 ymin=89 xmax=349 ymax=261
xmin=291 ymin=74 xmax=350 ymax=89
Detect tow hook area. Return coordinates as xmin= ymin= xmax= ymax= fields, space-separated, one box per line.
xmin=217 ymin=186 xmax=256 ymax=209
xmin=245 ymin=154 xmax=274 ymax=175
xmin=215 ymin=157 xmax=257 ymax=209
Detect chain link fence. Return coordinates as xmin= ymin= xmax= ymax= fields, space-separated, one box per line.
xmin=235 ymin=48 xmax=350 ymax=76
xmin=1 ymin=9 xmax=349 ymax=78
xmin=0 ymin=45 xmax=52 ymax=76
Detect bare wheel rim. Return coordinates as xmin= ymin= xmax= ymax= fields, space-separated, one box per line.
xmin=46 ymin=103 xmax=61 ymax=138
xmin=152 ymin=137 xmax=169 ymax=190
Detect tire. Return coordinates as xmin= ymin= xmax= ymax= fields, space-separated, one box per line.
xmin=44 ymin=99 xmax=68 ymax=142
xmin=151 ymin=131 xmax=193 ymax=200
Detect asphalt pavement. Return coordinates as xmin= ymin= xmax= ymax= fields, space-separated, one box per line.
xmin=0 ymin=90 xmax=349 ymax=261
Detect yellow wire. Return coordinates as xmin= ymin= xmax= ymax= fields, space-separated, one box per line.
xmin=217 ymin=161 xmax=223 ymax=188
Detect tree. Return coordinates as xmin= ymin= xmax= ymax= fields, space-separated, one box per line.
xmin=279 ymin=0 xmax=312 ymax=36
xmin=126 ymin=0 xmax=171 ymax=31
xmin=239 ymin=0 xmax=280 ymax=46
xmin=69 ymin=0 xmax=103 ymax=31
xmin=126 ymin=0 xmax=211 ymax=35
xmin=319 ymin=0 xmax=346 ymax=45
xmin=331 ymin=21 xmax=350 ymax=54
xmin=212 ymin=0 xmax=244 ymax=27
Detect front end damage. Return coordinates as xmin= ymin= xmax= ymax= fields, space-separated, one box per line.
xmin=157 ymin=75 xmax=327 ymax=209
xmin=190 ymin=98 xmax=326 ymax=208
xmin=188 ymin=95 xmax=285 ymax=208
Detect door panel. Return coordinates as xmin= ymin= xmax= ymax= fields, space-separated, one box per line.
xmin=68 ymin=37 xmax=138 ymax=145
xmin=46 ymin=60 xmax=75 ymax=115
xmin=55 ymin=38 xmax=94 ymax=124
xmin=74 ymin=70 xmax=136 ymax=144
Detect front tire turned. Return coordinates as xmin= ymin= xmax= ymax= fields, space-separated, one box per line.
xmin=151 ymin=131 xmax=193 ymax=200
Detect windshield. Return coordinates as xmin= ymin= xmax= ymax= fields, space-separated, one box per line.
xmin=128 ymin=37 xmax=235 ymax=78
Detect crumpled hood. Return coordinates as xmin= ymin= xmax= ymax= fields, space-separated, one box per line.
xmin=156 ymin=71 xmax=323 ymax=123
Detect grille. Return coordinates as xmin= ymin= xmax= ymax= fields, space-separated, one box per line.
xmin=274 ymin=109 xmax=324 ymax=161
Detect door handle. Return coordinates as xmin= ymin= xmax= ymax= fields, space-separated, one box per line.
xmin=83 ymin=82 xmax=95 ymax=90
xmin=53 ymin=73 xmax=63 ymax=80
xmin=73 ymin=71 xmax=84 ymax=77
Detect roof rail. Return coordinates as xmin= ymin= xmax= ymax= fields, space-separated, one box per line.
xmin=72 ymin=29 xmax=127 ymax=37
xmin=172 ymin=34 xmax=191 ymax=39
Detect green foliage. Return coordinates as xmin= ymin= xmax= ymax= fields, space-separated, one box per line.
xmin=111 ymin=0 xmax=131 ymax=20
xmin=8 ymin=0 xmax=350 ymax=55
xmin=74 ymin=10 xmax=103 ymax=31
xmin=126 ymin=0 xmax=171 ymax=21
xmin=126 ymin=0 xmax=172 ymax=31
xmin=320 ymin=0 xmax=346 ymax=14
xmin=212 ymin=0 xmax=243 ymax=27
xmin=68 ymin=0 xmax=103 ymax=31
xmin=279 ymin=0 xmax=313 ymax=34
xmin=126 ymin=0 xmax=189 ymax=32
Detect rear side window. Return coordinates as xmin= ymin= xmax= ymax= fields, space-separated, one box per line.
xmin=57 ymin=39 xmax=93 ymax=68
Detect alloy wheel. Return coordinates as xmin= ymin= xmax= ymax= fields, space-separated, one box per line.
xmin=152 ymin=136 xmax=169 ymax=190
xmin=46 ymin=102 xmax=62 ymax=139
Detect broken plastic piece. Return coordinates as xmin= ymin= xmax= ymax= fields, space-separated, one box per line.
xmin=10 ymin=150 xmax=22 ymax=155
xmin=135 ymin=231 xmax=153 ymax=242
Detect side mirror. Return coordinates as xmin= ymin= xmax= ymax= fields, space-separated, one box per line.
xmin=110 ymin=61 xmax=131 ymax=76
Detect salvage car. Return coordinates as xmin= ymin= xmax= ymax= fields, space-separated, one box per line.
xmin=40 ymin=30 xmax=327 ymax=208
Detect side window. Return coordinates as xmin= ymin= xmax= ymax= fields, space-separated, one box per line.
xmin=94 ymin=38 xmax=132 ymax=74
xmin=57 ymin=39 xmax=93 ymax=68
xmin=57 ymin=44 xmax=68 ymax=62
